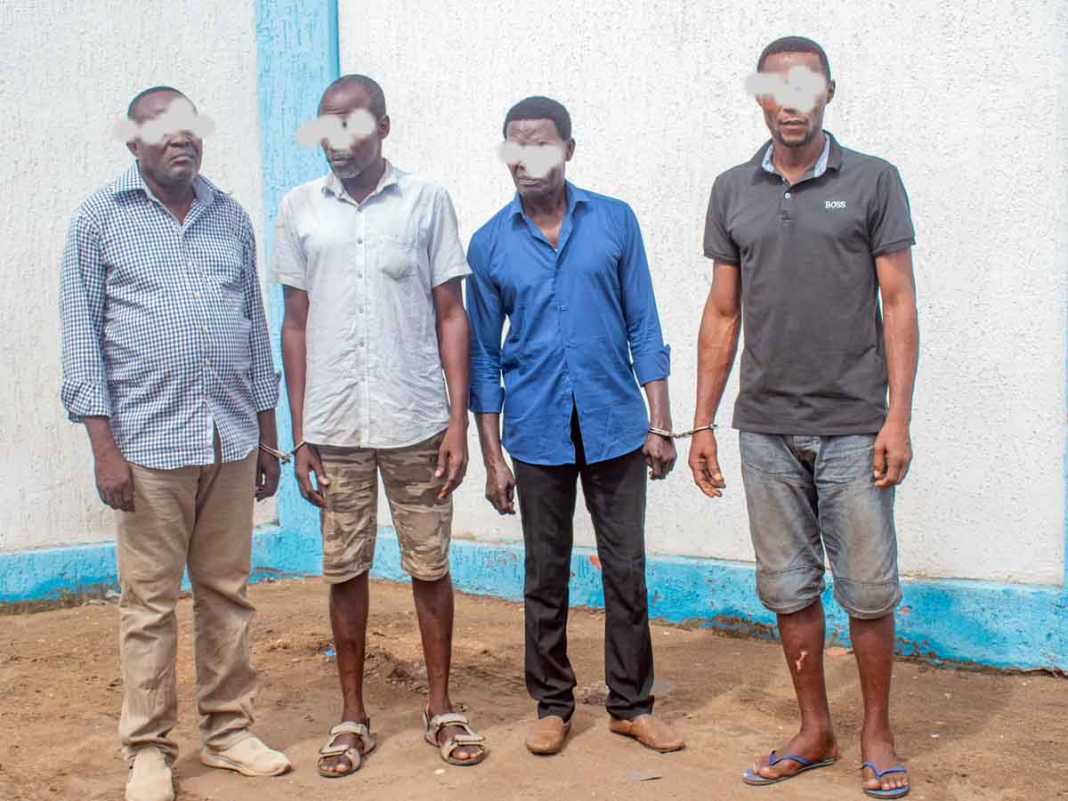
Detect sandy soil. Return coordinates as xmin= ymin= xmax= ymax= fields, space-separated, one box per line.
xmin=0 ymin=578 xmax=1065 ymax=801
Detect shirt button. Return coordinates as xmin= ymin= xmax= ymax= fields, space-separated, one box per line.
xmin=357 ymin=237 xmax=363 ymax=244
xmin=567 ymin=340 xmax=574 ymax=348
xmin=560 ymin=304 xmax=569 ymax=311
xmin=784 ymin=192 xmax=791 ymax=199
xmin=193 ymin=292 xmax=200 ymax=300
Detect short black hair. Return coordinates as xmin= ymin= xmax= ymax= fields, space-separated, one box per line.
xmin=503 ymin=96 xmax=572 ymax=140
xmin=757 ymin=36 xmax=832 ymax=80
xmin=319 ymin=74 xmax=387 ymax=118
xmin=127 ymin=86 xmax=187 ymax=120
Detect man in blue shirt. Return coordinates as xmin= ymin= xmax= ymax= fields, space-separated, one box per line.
xmin=467 ymin=96 xmax=683 ymax=756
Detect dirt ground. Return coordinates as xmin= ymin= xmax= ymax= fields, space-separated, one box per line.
xmin=0 ymin=579 xmax=1065 ymax=801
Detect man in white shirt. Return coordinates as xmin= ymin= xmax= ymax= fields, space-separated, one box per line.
xmin=272 ymin=74 xmax=485 ymax=775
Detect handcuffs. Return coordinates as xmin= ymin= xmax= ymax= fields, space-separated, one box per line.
xmin=648 ymin=423 xmax=717 ymax=439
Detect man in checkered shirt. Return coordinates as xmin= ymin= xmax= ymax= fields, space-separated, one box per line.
xmin=60 ymin=86 xmax=291 ymax=801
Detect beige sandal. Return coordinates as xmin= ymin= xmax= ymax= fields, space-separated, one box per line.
xmin=422 ymin=708 xmax=487 ymax=766
xmin=317 ymin=721 xmax=375 ymax=778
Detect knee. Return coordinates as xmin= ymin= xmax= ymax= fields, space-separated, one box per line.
xmin=755 ymin=567 xmax=826 ymax=615
xmin=833 ymin=578 xmax=901 ymax=619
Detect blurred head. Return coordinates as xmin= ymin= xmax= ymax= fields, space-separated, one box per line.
xmin=500 ymin=96 xmax=574 ymax=201
xmin=316 ymin=74 xmax=389 ymax=181
xmin=752 ymin=36 xmax=835 ymax=149
xmin=125 ymin=87 xmax=204 ymax=189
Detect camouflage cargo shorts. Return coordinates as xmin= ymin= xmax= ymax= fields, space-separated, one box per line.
xmin=315 ymin=430 xmax=452 ymax=583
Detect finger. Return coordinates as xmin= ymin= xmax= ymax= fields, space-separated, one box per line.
xmin=439 ymin=459 xmax=461 ymax=500
xmin=435 ymin=444 xmax=448 ymax=479
xmin=707 ymin=456 xmax=726 ymax=487
xmin=898 ymin=457 xmax=912 ymax=484
xmin=886 ymin=454 xmax=906 ymax=485
xmin=121 ymin=479 xmax=136 ymax=512
xmin=694 ymin=462 xmax=724 ymax=498
xmin=873 ymin=439 xmax=886 ymax=479
xmin=689 ymin=461 xmax=716 ymax=496
xmin=296 ymin=468 xmax=312 ymax=498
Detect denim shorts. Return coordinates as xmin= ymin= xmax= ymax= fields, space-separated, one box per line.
xmin=738 ymin=432 xmax=901 ymax=619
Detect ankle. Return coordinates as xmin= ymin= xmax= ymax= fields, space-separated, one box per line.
xmin=341 ymin=707 xmax=369 ymax=725
xmin=861 ymin=723 xmax=895 ymax=744
xmin=798 ymin=722 xmax=836 ymax=743
xmin=426 ymin=697 xmax=453 ymax=716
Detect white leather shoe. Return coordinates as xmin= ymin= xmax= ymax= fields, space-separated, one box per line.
xmin=201 ymin=734 xmax=292 ymax=777
xmin=126 ymin=747 xmax=175 ymax=801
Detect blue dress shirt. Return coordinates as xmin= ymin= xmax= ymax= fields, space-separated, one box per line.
xmin=467 ymin=182 xmax=670 ymax=465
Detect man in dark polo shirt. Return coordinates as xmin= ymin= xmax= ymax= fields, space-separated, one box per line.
xmin=689 ymin=37 xmax=919 ymax=798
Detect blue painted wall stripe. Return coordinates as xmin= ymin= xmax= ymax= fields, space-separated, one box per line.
xmin=255 ymin=0 xmax=339 ymax=536
xmin=2 ymin=529 xmax=1065 ymax=671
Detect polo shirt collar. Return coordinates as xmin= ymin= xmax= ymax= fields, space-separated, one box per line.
xmin=754 ymin=130 xmax=841 ymax=180
xmin=323 ymin=159 xmax=400 ymax=203
xmin=508 ymin=180 xmax=590 ymax=219
xmin=113 ymin=162 xmax=215 ymax=205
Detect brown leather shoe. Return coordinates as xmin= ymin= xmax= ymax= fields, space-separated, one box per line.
xmin=608 ymin=715 xmax=685 ymax=753
xmin=525 ymin=715 xmax=570 ymax=755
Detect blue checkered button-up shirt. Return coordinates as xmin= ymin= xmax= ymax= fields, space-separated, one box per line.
xmin=60 ymin=163 xmax=280 ymax=470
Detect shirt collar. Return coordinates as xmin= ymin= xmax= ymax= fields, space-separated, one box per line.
xmin=755 ymin=131 xmax=841 ymax=179
xmin=323 ymin=159 xmax=400 ymax=203
xmin=508 ymin=180 xmax=590 ymax=219
xmin=112 ymin=162 xmax=215 ymax=205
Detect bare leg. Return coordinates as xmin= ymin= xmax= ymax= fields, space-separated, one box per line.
xmin=320 ymin=573 xmax=370 ymax=774
xmin=752 ymin=599 xmax=840 ymax=780
xmin=412 ymin=573 xmax=480 ymax=761
xmin=852 ymin=613 xmax=908 ymax=794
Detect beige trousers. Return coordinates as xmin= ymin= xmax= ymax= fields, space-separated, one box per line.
xmin=115 ymin=440 xmax=258 ymax=762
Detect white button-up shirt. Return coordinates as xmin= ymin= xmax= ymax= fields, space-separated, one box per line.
xmin=271 ymin=162 xmax=470 ymax=448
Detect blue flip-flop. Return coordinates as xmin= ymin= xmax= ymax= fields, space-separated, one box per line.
xmin=742 ymin=750 xmax=837 ymax=786
xmin=861 ymin=761 xmax=910 ymax=798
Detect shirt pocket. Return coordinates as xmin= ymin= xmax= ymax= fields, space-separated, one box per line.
xmin=377 ymin=233 xmax=420 ymax=281
xmin=203 ymin=240 xmax=245 ymax=291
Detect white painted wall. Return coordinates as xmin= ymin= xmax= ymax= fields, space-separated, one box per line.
xmin=0 ymin=0 xmax=274 ymax=553
xmin=340 ymin=0 xmax=1068 ymax=583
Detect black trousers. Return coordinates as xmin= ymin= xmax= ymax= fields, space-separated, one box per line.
xmin=512 ymin=410 xmax=654 ymax=722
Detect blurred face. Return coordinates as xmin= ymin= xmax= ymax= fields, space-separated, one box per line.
xmin=501 ymin=118 xmax=574 ymax=201
xmin=754 ymin=51 xmax=835 ymax=149
xmin=317 ymin=84 xmax=389 ymax=181
xmin=125 ymin=92 xmax=203 ymax=188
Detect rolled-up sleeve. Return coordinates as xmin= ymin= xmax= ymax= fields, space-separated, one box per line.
xmin=619 ymin=205 xmax=670 ymax=385
xmin=241 ymin=214 xmax=280 ymax=411
xmin=60 ymin=209 xmax=112 ymax=422
xmin=465 ymin=235 xmax=505 ymax=413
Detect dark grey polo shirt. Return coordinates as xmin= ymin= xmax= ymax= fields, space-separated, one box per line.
xmin=703 ymin=131 xmax=915 ymax=435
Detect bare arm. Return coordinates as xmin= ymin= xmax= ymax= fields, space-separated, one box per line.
xmin=873 ymin=247 xmax=919 ymax=486
xmin=281 ymin=286 xmax=328 ymax=506
xmin=689 ymin=261 xmax=742 ymax=498
xmin=432 ymin=278 xmax=471 ymax=498
xmin=82 ymin=417 xmax=134 ymax=511
xmin=474 ymin=412 xmax=515 ymax=515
